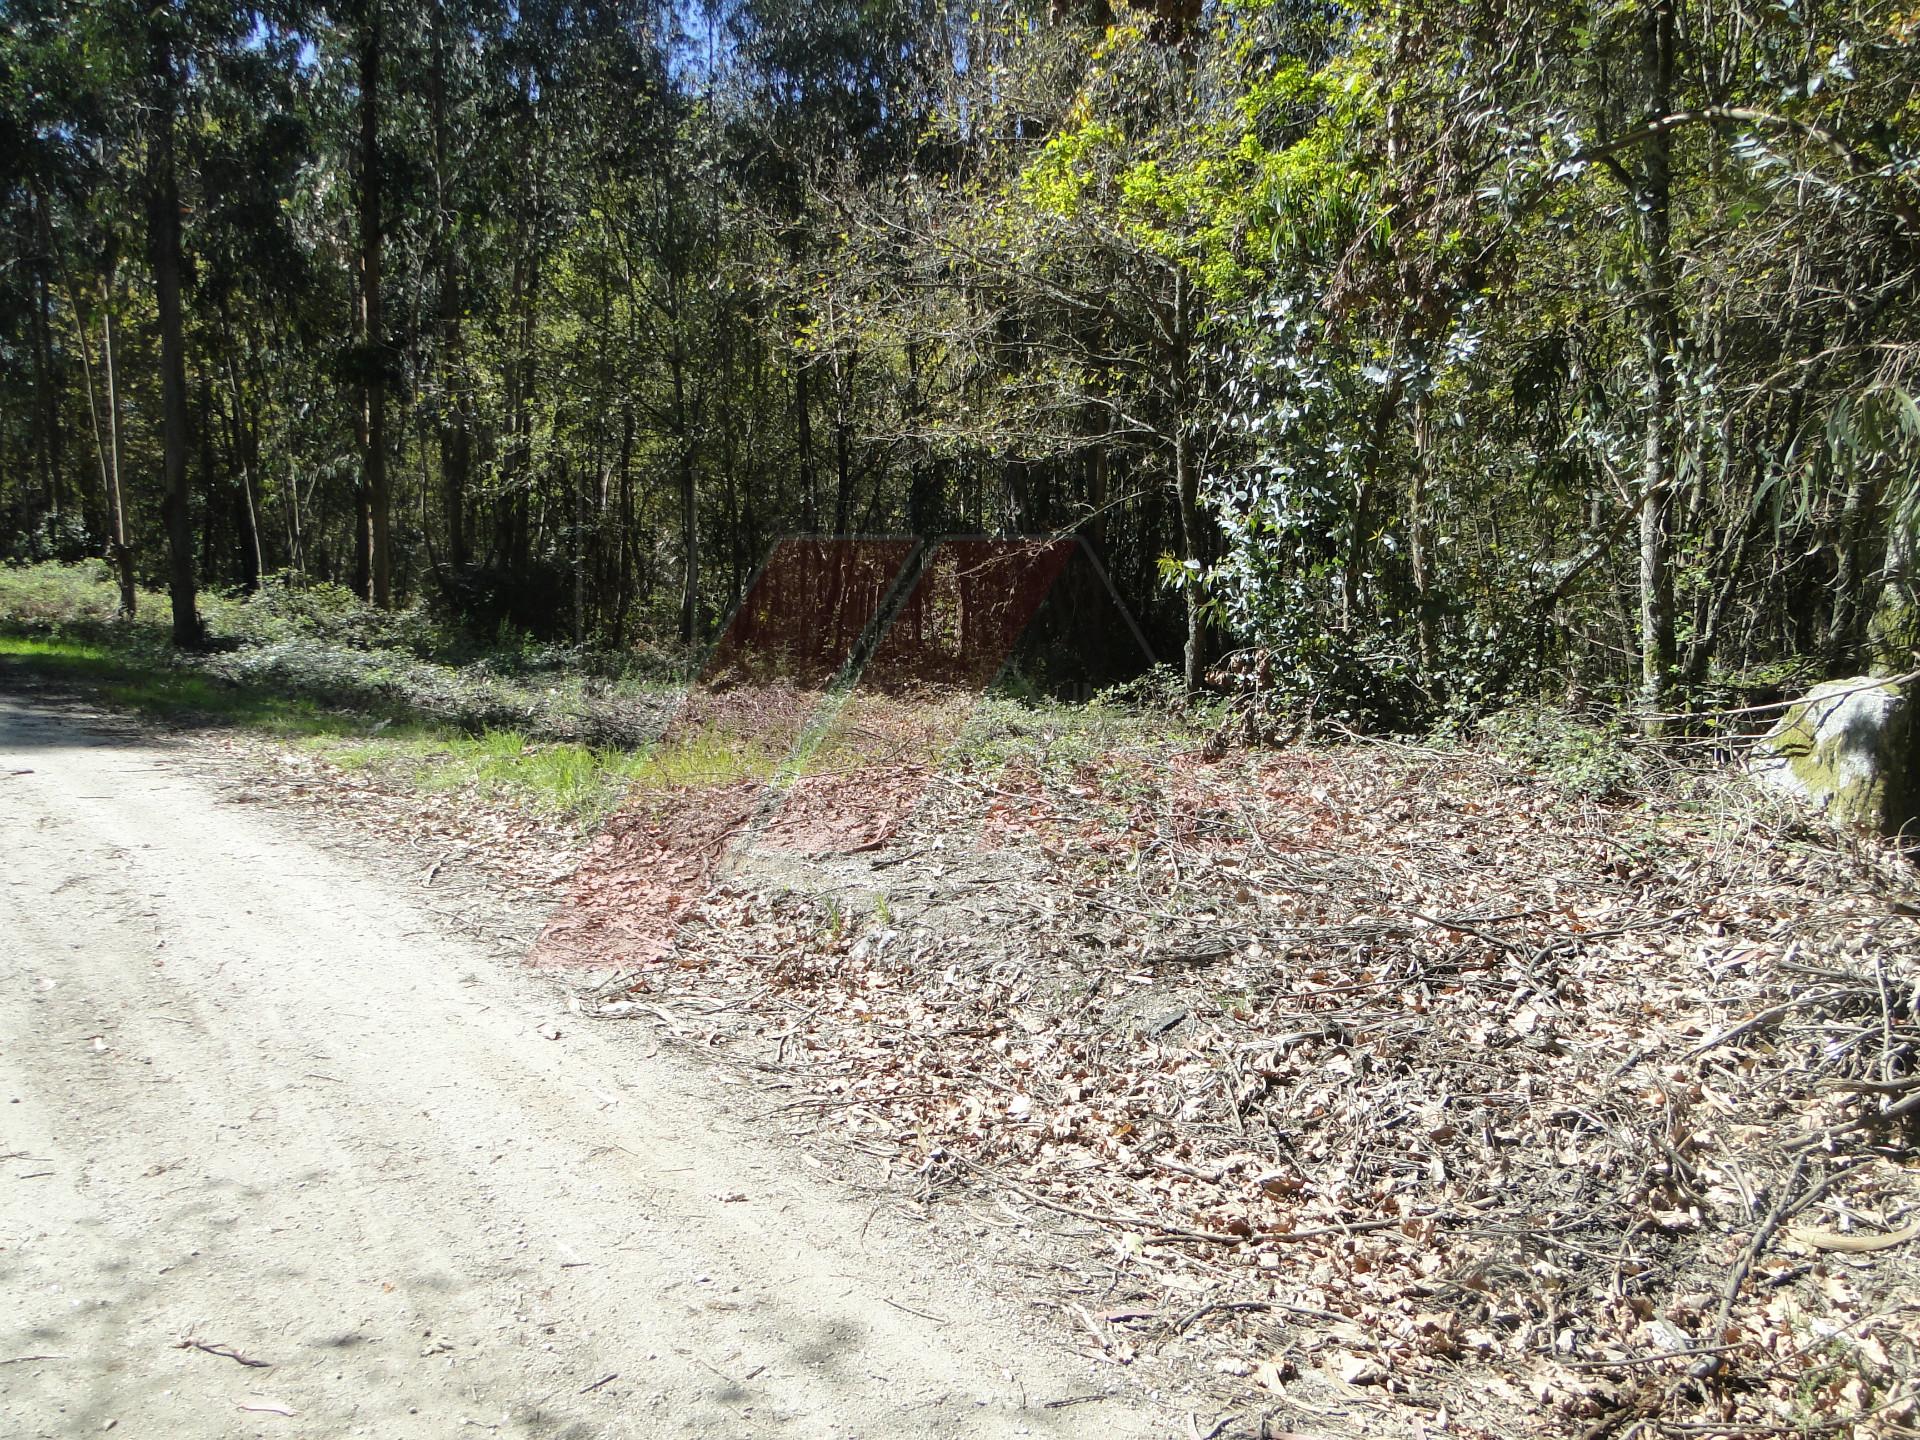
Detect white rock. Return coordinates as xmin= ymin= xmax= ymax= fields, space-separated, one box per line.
xmin=1749 ymin=676 xmax=1915 ymax=832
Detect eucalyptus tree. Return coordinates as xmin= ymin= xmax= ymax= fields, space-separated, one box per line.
xmin=854 ymin=0 xmax=1287 ymax=689
xmin=1 ymin=0 xmax=110 ymax=561
xmin=1451 ymin=0 xmax=1920 ymax=712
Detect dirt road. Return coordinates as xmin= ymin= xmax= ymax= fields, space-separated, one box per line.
xmin=0 ymin=690 xmax=1155 ymax=1439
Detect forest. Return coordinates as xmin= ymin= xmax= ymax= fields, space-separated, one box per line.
xmin=6 ymin=5 xmax=1920 ymax=1433
xmin=3 ymin=0 xmax=1918 ymax=725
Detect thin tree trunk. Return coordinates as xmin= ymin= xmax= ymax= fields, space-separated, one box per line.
xmin=27 ymin=189 xmax=63 ymax=520
xmin=46 ymin=197 xmax=115 ymax=557
xmin=1170 ymin=268 xmax=1207 ymax=692
xmin=1409 ymin=394 xmax=1439 ymax=677
xmin=430 ymin=0 xmax=469 ymax=575
xmin=571 ymin=455 xmax=586 ymax=645
xmin=285 ymin=456 xmax=306 ymax=577
xmin=146 ymin=10 xmax=199 ymax=647
xmin=830 ymin=339 xmax=856 ymax=535
xmin=614 ymin=405 xmax=634 ymax=644
xmin=794 ymin=358 xmax=819 ymax=531
xmin=1825 ymin=467 xmax=1880 ymax=669
xmin=195 ymin=369 xmax=222 ymax=577
xmin=1634 ymin=0 xmax=1678 ymax=732
xmin=102 ymin=264 xmax=134 ymax=615
xmin=353 ymin=484 xmax=373 ymax=597
xmin=356 ymin=0 xmax=391 ymax=606
xmin=224 ymin=347 xmax=266 ymax=588
xmin=675 ymin=375 xmax=699 ymax=643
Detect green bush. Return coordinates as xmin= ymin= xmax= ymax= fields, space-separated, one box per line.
xmin=1480 ymin=703 xmax=1643 ymax=801
xmin=209 ymin=573 xmax=449 ymax=655
xmin=0 ymin=558 xmax=129 ymax=628
xmin=0 ymin=561 xmax=675 ymax=747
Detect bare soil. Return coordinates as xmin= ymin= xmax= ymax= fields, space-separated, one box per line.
xmin=0 ymin=685 xmax=1167 ymax=1439
xmin=501 ymin=724 xmax=1920 ymax=1437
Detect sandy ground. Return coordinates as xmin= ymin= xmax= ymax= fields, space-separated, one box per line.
xmin=0 ymin=688 xmax=1162 ymax=1439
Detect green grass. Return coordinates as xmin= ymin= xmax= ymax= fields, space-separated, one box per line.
xmin=0 ymin=561 xmax=1194 ymax=826
xmin=0 ymin=634 xmax=360 ymax=737
xmin=308 ymin=728 xmax=656 ymax=819
xmin=0 ymin=631 xmax=664 ymax=823
xmin=0 ymin=560 xmax=681 ymax=741
xmin=0 ymin=627 xmax=794 ymax=825
xmin=945 ymin=690 xmax=1193 ymax=776
xmin=628 ymin=725 xmax=783 ymax=787
xmin=0 ymin=561 xmax=711 ymax=824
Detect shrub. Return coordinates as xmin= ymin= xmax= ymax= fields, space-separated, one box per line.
xmin=0 ymin=558 xmax=130 ymax=628
xmin=1480 ymin=703 xmax=1643 ymax=801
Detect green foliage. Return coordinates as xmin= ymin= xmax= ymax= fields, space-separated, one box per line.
xmin=6 ymin=0 xmax=1918 ymax=734
xmin=0 ymin=561 xmax=673 ymax=748
xmin=0 ymin=632 xmax=369 ymax=737
xmin=0 ymin=559 xmax=126 ymax=627
xmin=946 ymin=687 xmax=1197 ymax=781
xmin=1187 ymin=0 xmax=1920 ymax=727
xmin=1481 ymin=704 xmax=1643 ymax=802
xmin=316 ymin=729 xmax=656 ymax=821
xmin=216 ymin=574 xmax=447 ymax=655
xmin=1092 ymin=664 xmax=1203 ymax=723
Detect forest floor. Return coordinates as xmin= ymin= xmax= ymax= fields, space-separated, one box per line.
xmin=233 ymin=691 xmax=1920 ymax=1440
xmin=4 ymin=564 xmax=1919 ymax=1438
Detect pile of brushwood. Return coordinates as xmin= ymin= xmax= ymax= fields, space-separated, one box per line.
xmin=556 ymin=728 xmax=1920 ymax=1438
xmin=245 ymin=687 xmax=1918 ymax=1438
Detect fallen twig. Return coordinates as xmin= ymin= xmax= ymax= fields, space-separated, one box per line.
xmin=174 ymin=1338 xmax=271 ymax=1369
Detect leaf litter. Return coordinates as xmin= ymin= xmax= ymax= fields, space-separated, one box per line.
xmin=235 ymin=717 xmax=1920 ymax=1439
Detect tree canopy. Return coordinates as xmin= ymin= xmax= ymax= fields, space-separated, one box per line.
xmin=4 ymin=0 xmax=1915 ymax=722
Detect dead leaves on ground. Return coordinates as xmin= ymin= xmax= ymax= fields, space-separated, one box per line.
xmin=581 ymin=741 xmax=1920 ymax=1436
xmin=248 ymin=719 xmax=1920 ymax=1437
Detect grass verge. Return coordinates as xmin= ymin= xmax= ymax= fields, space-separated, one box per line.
xmin=0 ymin=629 xmax=658 ymax=824
xmin=0 ymin=563 xmax=1185 ymax=825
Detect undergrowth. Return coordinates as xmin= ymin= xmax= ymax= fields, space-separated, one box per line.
xmin=1479 ymin=702 xmax=1645 ymax=801
xmin=0 ymin=561 xmax=1184 ymax=822
xmin=0 ymin=562 xmax=687 ymax=820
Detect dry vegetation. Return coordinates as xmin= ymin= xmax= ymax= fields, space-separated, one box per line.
xmin=226 ymin=693 xmax=1920 ymax=1438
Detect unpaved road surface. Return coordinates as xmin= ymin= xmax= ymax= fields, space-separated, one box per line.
xmin=0 ymin=690 xmax=1156 ymax=1439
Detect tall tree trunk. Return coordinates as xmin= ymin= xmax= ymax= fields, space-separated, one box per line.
xmin=222 ymin=346 xmax=266 ymax=589
xmin=146 ymin=8 xmax=199 ymax=647
xmin=1170 ymin=268 xmax=1207 ymax=692
xmin=285 ymin=456 xmax=306 ymax=577
xmin=1634 ymin=0 xmax=1678 ymax=732
xmin=27 ymin=189 xmax=63 ymax=521
xmin=1825 ymin=467 xmax=1880 ymax=670
xmin=45 ymin=192 xmax=116 ymax=568
xmin=493 ymin=215 xmax=540 ymax=586
xmin=721 ymin=322 xmax=743 ymax=605
xmin=674 ymin=356 xmax=699 ymax=643
xmin=614 ymin=405 xmax=634 ymax=644
xmin=830 ymin=341 xmax=856 ymax=535
xmin=566 ymin=454 xmax=585 ymax=644
xmin=794 ymin=356 xmax=819 ymax=531
xmin=430 ymin=0 xmax=470 ymax=575
xmin=1409 ymin=394 xmax=1440 ymax=678
xmin=102 ymin=262 xmax=134 ymax=615
xmin=353 ymin=483 xmax=372 ymax=597
xmin=443 ymin=385 xmax=472 ymax=572
xmin=196 ymin=370 xmax=221 ymax=581
xmin=355 ymin=0 xmax=391 ymax=606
